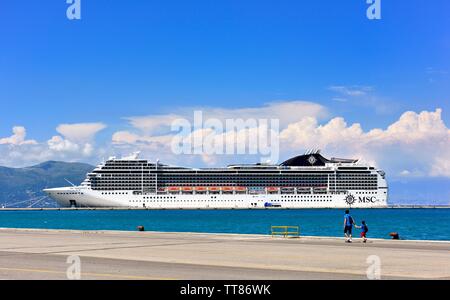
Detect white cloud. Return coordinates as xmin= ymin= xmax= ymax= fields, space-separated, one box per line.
xmin=48 ymin=122 xmax=106 ymax=158
xmin=125 ymin=101 xmax=328 ymax=135
xmin=0 ymin=123 xmax=106 ymax=167
xmin=430 ymin=150 xmax=450 ymax=177
xmin=0 ymin=126 xmax=37 ymax=145
xmin=329 ymin=85 xmax=373 ymax=97
xmin=279 ymin=108 xmax=450 ymax=177
xmin=47 ymin=135 xmax=80 ymax=152
xmin=113 ymin=101 xmax=450 ymax=178
xmin=112 ymin=131 xmax=174 ymax=148
xmin=56 ymin=122 xmax=106 ymax=142
xmin=125 ymin=114 xmax=183 ymax=135
xmin=112 ymin=101 xmax=324 ymax=165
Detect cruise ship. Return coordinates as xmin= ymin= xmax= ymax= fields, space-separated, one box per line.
xmin=44 ymin=151 xmax=388 ymax=208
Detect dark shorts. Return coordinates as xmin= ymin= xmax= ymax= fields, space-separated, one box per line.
xmin=344 ymin=226 xmax=352 ymax=234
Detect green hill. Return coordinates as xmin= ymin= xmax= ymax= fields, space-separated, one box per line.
xmin=0 ymin=161 xmax=93 ymax=208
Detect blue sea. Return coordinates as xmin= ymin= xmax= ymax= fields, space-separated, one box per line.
xmin=0 ymin=209 xmax=449 ymax=241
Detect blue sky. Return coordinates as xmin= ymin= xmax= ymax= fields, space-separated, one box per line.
xmin=1 ymin=0 xmax=449 ymax=135
xmin=0 ymin=1 xmax=449 ymax=203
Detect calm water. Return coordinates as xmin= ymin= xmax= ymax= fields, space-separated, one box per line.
xmin=0 ymin=209 xmax=449 ymax=241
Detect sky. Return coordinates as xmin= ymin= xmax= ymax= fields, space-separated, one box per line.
xmin=0 ymin=0 xmax=449 ymax=203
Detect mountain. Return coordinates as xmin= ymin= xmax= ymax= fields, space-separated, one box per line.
xmin=0 ymin=161 xmax=94 ymax=208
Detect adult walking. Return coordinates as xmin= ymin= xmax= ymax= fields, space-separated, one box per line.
xmin=343 ymin=209 xmax=355 ymax=243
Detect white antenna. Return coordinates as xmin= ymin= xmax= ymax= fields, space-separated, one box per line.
xmin=64 ymin=178 xmax=76 ymax=187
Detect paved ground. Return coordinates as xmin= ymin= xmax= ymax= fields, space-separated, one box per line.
xmin=0 ymin=228 xmax=449 ymax=280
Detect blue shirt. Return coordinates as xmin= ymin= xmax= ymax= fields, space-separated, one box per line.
xmin=344 ymin=214 xmax=353 ymax=227
xmin=361 ymin=224 xmax=368 ymax=233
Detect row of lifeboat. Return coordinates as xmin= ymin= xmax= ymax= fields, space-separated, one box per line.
xmin=166 ymin=186 xmax=249 ymax=192
xmin=162 ymin=186 xmax=328 ymax=193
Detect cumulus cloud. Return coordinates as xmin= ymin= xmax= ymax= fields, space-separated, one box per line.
xmin=0 ymin=126 xmax=37 ymax=145
xmin=279 ymin=108 xmax=450 ymax=177
xmin=0 ymin=122 xmax=106 ymax=167
xmin=112 ymin=101 xmax=450 ymax=177
xmin=41 ymin=122 xmax=107 ymax=160
xmin=47 ymin=135 xmax=80 ymax=152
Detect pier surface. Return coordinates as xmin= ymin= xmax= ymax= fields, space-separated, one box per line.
xmin=0 ymin=228 xmax=449 ymax=280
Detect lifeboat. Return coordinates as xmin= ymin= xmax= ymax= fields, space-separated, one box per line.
xmin=195 ymin=186 xmax=207 ymax=192
xmin=297 ymin=187 xmax=312 ymax=194
xmin=168 ymin=186 xmax=180 ymax=192
xmin=234 ymin=186 xmax=247 ymax=192
xmin=182 ymin=186 xmax=193 ymax=192
xmin=208 ymin=186 xmax=220 ymax=192
xmin=281 ymin=187 xmax=294 ymax=191
xmin=297 ymin=186 xmax=311 ymax=190
xmin=281 ymin=187 xmax=295 ymax=194
xmin=222 ymin=186 xmax=234 ymax=192
xmin=313 ymin=186 xmax=327 ymax=193
xmin=267 ymin=187 xmax=280 ymax=192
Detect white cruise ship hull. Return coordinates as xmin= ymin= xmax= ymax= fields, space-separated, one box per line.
xmin=44 ymin=187 xmax=388 ymax=209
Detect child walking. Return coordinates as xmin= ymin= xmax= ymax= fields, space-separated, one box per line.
xmin=355 ymin=220 xmax=369 ymax=243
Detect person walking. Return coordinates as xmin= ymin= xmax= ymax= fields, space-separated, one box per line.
xmin=343 ymin=209 xmax=355 ymax=243
xmin=355 ymin=220 xmax=369 ymax=243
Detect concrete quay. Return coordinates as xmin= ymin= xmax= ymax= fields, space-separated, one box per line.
xmin=0 ymin=228 xmax=449 ymax=280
